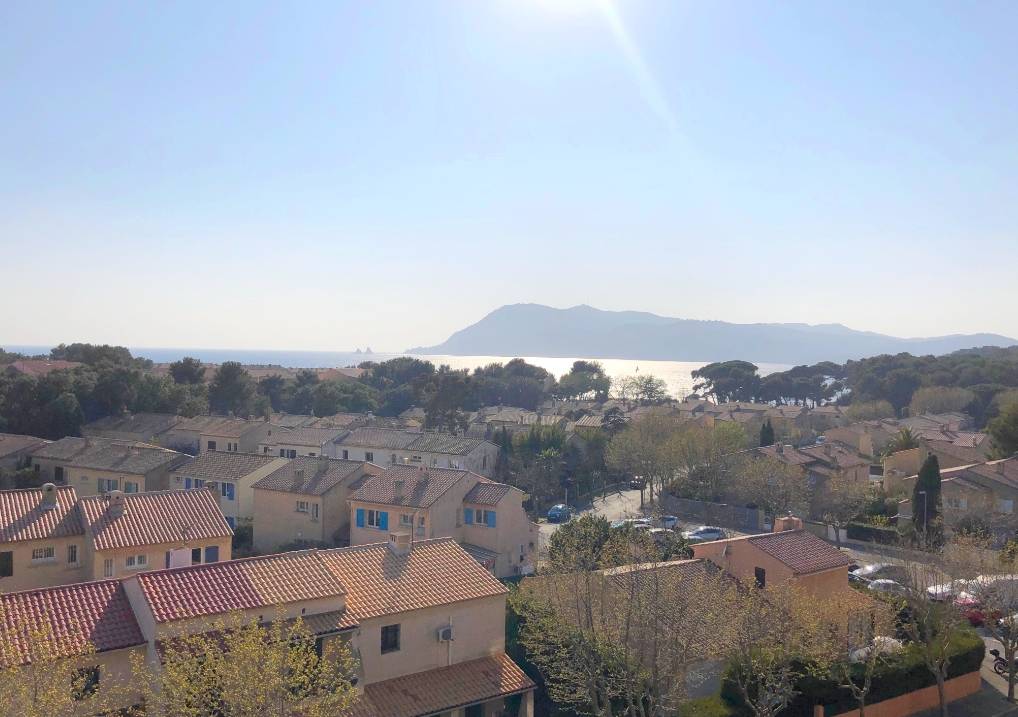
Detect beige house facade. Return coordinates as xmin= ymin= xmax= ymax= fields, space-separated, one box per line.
xmin=30 ymin=436 xmax=191 ymax=497
xmin=348 ymin=465 xmax=538 ymax=578
xmin=162 ymin=415 xmax=272 ymax=454
xmin=169 ymin=451 xmax=287 ymax=527
xmin=251 ymin=456 xmax=382 ymax=552
xmin=258 ymin=426 xmax=347 ymax=458
xmin=331 ymin=427 xmax=499 ymax=477
xmin=0 ymin=432 xmax=48 ymax=474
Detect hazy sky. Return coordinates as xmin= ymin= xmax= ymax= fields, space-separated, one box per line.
xmin=2 ymin=1 xmax=1016 ymax=351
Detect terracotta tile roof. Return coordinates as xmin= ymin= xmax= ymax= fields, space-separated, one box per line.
xmin=78 ymin=489 xmax=232 ymax=551
xmin=319 ymin=538 xmax=507 ymax=621
xmin=0 ymin=580 xmax=144 ymax=666
xmin=252 ymin=457 xmax=380 ymax=496
xmin=32 ymin=436 xmax=191 ymax=475
xmin=747 ymin=530 xmax=851 ymax=575
xmin=175 ymin=416 xmax=263 ymax=438
xmin=301 ymin=607 xmax=359 ymax=634
xmin=755 ymin=444 xmax=814 ymax=465
xmin=0 ymin=432 xmax=48 ymax=459
xmin=338 ymin=428 xmax=488 ymax=455
xmin=8 ymin=359 xmax=82 ymax=377
xmin=0 ymin=485 xmax=84 ymax=543
xmin=463 ymin=480 xmax=513 ymax=506
xmin=353 ymin=653 xmax=534 ymax=717
xmin=83 ymin=412 xmax=182 ymax=438
xmin=135 ymin=550 xmax=346 ymax=623
xmin=349 ymin=465 xmax=471 ymax=508
xmin=265 ymin=426 xmax=347 ymax=447
xmin=574 ymin=414 xmax=604 ymax=428
xmin=172 ymin=451 xmax=282 ymax=483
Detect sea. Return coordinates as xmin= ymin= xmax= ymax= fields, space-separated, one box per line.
xmin=4 ymin=345 xmax=790 ymax=400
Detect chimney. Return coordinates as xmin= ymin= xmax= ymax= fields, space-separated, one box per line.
xmin=291 ymin=468 xmax=306 ymax=491
xmin=997 ymin=461 xmax=1007 ymax=475
xmin=40 ymin=482 xmax=57 ymax=510
xmin=773 ymin=514 xmax=804 ymax=532
xmin=317 ymin=455 xmax=329 ymax=475
xmin=393 ymin=479 xmax=406 ymax=501
xmin=387 ymin=529 xmax=412 ymax=557
xmin=107 ymin=490 xmax=126 ymax=519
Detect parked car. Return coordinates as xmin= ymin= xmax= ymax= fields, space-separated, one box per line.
xmin=852 ymin=563 xmax=909 ymax=584
xmin=647 ymin=527 xmax=675 ymax=544
xmin=611 ymin=517 xmax=652 ymax=530
xmin=659 ymin=515 xmax=680 ymax=530
xmin=953 ymin=592 xmax=994 ymax=626
xmin=547 ymin=504 xmax=572 ymax=523
xmin=629 ymin=477 xmax=646 ymax=489
xmin=927 ymin=580 xmax=972 ymax=602
xmin=848 ymin=571 xmax=871 ymax=587
xmin=682 ymin=526 xmax=726 ymax=543
xmin=867 ymin=579 xmax=907 ymax=596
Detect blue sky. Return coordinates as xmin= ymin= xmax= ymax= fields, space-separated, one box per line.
xmin=2 ymin=1 xmax=1016 ymax=351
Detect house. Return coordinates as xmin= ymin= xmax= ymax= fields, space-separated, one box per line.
xmin=754 ymin=441 xmax=871 ymax=489
xmin=0 ymin=536 xmax=536 ymax=715
xmin=259 ymin=426 xmax=348 ymax=458
xmin=30 ymin=436 xmax=191 ymax=496
xmin=6 ymin=359 xmax=82 ymax=376
xmin=882 ymin=433 xmax=992 ymax=494
xmin=824 ymin=421 xmax=898 ymax=459
xmin=0 ymin=432 xmax=48 ymax=474
xmin=162 ymin=415 xmax=272 ymax=454
xmin=251 ymin=456 xmax=383 ymax=552
xmin=82 ymin=412 xmax=182 ymax=444
xmin=899 ymin=457 xmax=1018 ymax=534
xmin=692 ymin=519 xmax=852 ymax=596
xmin=347 ymin=464 xmax=538 ymax=578
xmin=169 ymin=451 xmax=288 ymax=527
xmin=0 ymin=483 xmax=232 ymax=592
xmin=331 ymin=427 xmax=499 ymax=477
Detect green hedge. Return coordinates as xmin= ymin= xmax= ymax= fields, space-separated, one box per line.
xmin=720 ymin=630 xmax=984 ymax=716
xmin=846 ymin=521 xmax=900 ymax=545
xmin=677 ymin=695 xmax=737 ymax=717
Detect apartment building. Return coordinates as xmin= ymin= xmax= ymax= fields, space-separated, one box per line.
xmin=0 ymin=484 xmax=232 ymax=592
xmin=0 ymin=432 xmax=48 ymax=473
xmin=30 ymin=436 xmax=191 ymax=496
xmin=162 ymin=415 xmax=272 ymax=454
xmin=251 ymin=456 xmax=382 ymax=552
xmin=259 ymin=426 xmax=348 ymax=458
xmin=898 ymin=456 xmax=1018 ymax=534
xmin=348 ymin=464 xmax=538 ymax=578
xmin=0 ymin=536 xmax=536 ymax=716
xmin=169 ymin=450 xmax=288 ymax=527
xmin=82 ymin=412 xmax=183 ymax=444
xmin=331 ymin=427 xmax=499 ymax=477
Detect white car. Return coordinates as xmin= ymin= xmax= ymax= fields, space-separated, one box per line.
xmin=659 ymin=515 xmax=680 ymax=529
xmin=682 ymin=526 xmax=726 ymax=543
xmin=867 ymin=579 xmax=907 ymax=596
xmin=850 ymin=636 xmax=903 ymax=663
xmin=611 ymin=517 xmax=652 ymax=530
xmin=927 ymin=580 xmax=972 ymax=602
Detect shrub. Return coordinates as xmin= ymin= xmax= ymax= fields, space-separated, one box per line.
xmin=846 ymin=521 xmax=899 ymax=544
xmin=678 ymin=695 xmax=738 ymax=717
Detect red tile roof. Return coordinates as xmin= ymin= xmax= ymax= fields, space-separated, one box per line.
xmin=8 ymin=359 xmax=83 ymax=377
xmin=0 ymin=485 xmax=83 ymax=543
xmin=462 ymin=480 xmax=514 ymax=506
xmin=78 ymin=489 xmax=232 ymax=551
xmin=135 ymin=550 xmax=346 ymax=623
xmin=349 ymin=465 xmax=471 ymax=508
xmin=353 ymin=653 xmax=534 ymax=717
xmin=0 ymin=580 xmax=144 ymax=666
xmin=319 ymin=538 xmax=506 ymax=621
xmin=747 ymin=530 xmax=851 ymax=575
xmin=0 ymin=432 xmax=48 ymax=459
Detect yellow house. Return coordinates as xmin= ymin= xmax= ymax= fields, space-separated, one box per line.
xmin=0 ymin=484 xmax=233 ymax=592
xmin=0 ymin=432 xmax=48 ymax=474
xmin=331 ymin=428 xmax=499 ymax=477
xmin=30 ymin=436 xmax=191 ymax=497
xmin=161 ymin=415 xmax=271 ymax=454
xmin=258 ymin=426 xmax=348 ymax=458
xmin=169 ymin=450 xmax=288 ymax=528
xmin=251 ymin=455 xmax=383 ymax=552
xmin=348 ymin=465 xmax=538 ymax=578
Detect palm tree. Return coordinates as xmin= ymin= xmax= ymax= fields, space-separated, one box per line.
xmin=885 ymin=427 xmax=920 ymax=455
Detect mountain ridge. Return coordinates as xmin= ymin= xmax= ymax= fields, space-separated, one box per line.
xmin=408 ymin=304 xmax=1017 ymax=364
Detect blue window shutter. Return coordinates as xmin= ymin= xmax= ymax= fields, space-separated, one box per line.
xmin=379 ymin=511 xmax=389 ymax=531
xmin=185 ymin=478 xmax=192 ymax=490
xmin=355 ymin=508 xmax=365 ymax=528
xmin=464 ymin=508 xmax=473 ymax=524
xmin=486 ymin=511 xmax=496 ymax=528
xmin=204 ymin=546 xmax=219 ymax=563
xmin=226 ymin=483 xmax=235 ymax=500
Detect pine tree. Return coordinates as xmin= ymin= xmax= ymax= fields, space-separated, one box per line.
xmin=759 ymin=419 xmax=775 ymax=447
xmin=912 ymin=454 xmax=943 ymax=545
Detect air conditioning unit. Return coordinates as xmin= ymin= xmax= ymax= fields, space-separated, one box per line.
xmin=437 ymin=625 xmax=454 ymax=643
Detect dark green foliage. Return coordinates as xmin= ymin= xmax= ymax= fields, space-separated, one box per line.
xmin=759 ymin=419 xmax=775 ymax=447
xmin=691 ymin=361 xmax=762 ymax=403
xmin=208 ymin=361 xmax=255 ymax=416
xmin=846 ymin=522 xmax=899 ymax=544
xmin=989 ymin=399 xmax=1018 ymax=458
xmin=557 ymin=360 xmax=611 ymax=400
xmin=168 ymin=356 xmax=206 ymax=384
xmin=912 ymin=454 xmax=943 ymax=542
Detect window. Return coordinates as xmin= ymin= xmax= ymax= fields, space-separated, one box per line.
xmin=221 ymin=482 xmax=235 ymax=501
xmin=98 ymin=478 xmax=118 ymax=493
xmin=191 ymin=547 xmax=202 ymax=565
xmin=67 ymin=544 xmax=78 ymax=565
xmin=754 ymin=567 xmax=766 ymax=588
xmin=312 ymin=503 xmax=319 ymax=521
xmin=226 ymin=516 xmax=236 ymax=529
xmin=31 ymin=546 xmax=55 ymax=562
xmin=0 ymin=551 xmax=12 ymax=578
xmin=207 ymin=440 xmax=217 ymax=451
xmin=482 ymin=455 xmax=488 ymax=470
xmin=72 ymin=666 xmax=100 ymax=701
xmin=288 ymin=449 xmax=297 ymax=459
xmin=54 ymin=466 xmax=64 ymax=482
xmin=279 ymin=448 xmax=286 ymax=457
xmin=297 ymin=501 xmax=309 ymax=513
xmin=263 ymin=446 xmax=270 ymax=454
xmin=380 ymin=624 xmax=401 ymax=654
xmin=103 ymin=559 xmax=114 ymax=577
xmin=366 ymin=509 xmax=388 ymax=530
xmin=204 ymin=545 xmax=220 ymax=563
xmin=365 ymin=452 xmax=374 ymax=462
xmin=342 ymin=450 xmax=349 ymax=460
xmin=125 ymin=554 xmax=148 ymax=569
xmin=999 ymin=499 xmax=1015 ymax=515
xmin=124 ymin=481 xmax=139 ymax=493
xmin=184 ymin=477 xmax=205 ymax=490
xmin=430 ymin=458 xmax=437 ymax=467
xmin=309 ymin=452 xmax=316 ymax=457
xmin=391 ymin=454 xmax=397 ymax=464
xmin=410 ymin=455 xmax=422 ymax=463
xmin=400 ymin=513 xmax=413 ymax=526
